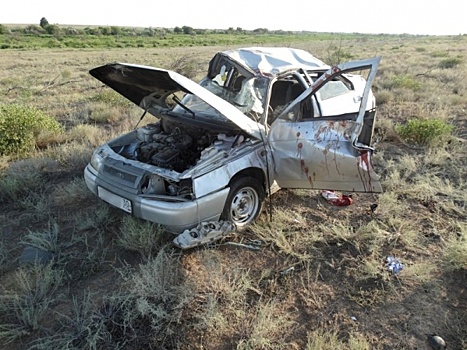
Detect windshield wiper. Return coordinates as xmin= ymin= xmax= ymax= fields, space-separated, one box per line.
xmin=173 ymin=94 xmax=195 ymax=118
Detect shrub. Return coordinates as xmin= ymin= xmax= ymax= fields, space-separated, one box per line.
xmin=374 ymin=90 xmax=393 ymax=105
xmin=117 ymin=216 xmax=167 ymax=258
xmin=390 ymin=74 xmax=420 ymax=91
xmin=430 ymin=50 xmax=449 ymax=58
xmin=326 ymin=44 xmax=354 ymax=66
xmin=0 ymin=104 xmax=62 ymax=156
xmin=396 ymin=118 xmax=453 ymax=146
xmin=438 ymin=57 xmax=462 ymax=69
xmin=167 ymin=54 xmax=204 ymax=79
xmin=0 ymin=263 xmax=64 ymax=342
xmin=0 ymin=158 xmax=50 ymax=203
xmin=443 ymin=223 xmax=467 ymax=271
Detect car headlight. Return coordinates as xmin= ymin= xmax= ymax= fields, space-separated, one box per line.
xmin=90 ymin=151 xmax=104 ymax=172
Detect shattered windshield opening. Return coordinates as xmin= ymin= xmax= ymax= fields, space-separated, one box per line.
xmin=198 ymin=75 xmax=269 ymax=121
xmin=202 ymin=58 xmax=269 ymax=121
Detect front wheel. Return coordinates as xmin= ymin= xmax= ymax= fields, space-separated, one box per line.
xmin=221 ymin=177 xmax=265 ymax=228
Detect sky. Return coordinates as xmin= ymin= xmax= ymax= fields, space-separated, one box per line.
xmin=1 ymin=0 xmax=465 ymax=36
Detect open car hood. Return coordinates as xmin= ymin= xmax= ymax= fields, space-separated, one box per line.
xmin=89 ymin=63 xmax=264 ymax=140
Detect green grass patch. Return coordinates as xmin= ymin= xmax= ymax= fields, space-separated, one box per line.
xmin=91 ymin=89 xmax=132 ymax=107
xmin=1 ymin=31 xmax=394 ymax=50
xmin=390 ymin=74 xmax=421 ymax=91
xmin=430 ymin=50 xmax=450 ymax=57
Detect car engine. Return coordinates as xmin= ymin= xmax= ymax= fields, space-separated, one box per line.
xmin=113 ymin=123 xmax=243 ymax=173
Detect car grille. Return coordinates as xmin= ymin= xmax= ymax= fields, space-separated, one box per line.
xmin=103 ymin=165 xmax=139 ymax=185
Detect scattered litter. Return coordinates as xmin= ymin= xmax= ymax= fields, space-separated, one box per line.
xmin=370 ymin=203 xmax=378 ymax=213
xmin=322 ymin=190 xmax=338 ymax=201
xmin=350 ymin=316 xmax=357 ymax=322
xmin=224 ymin=241 xmax=261 ymax=251
xmin=321 ymin=190 xmax=353 ymax=206
xmin=280 ymin=266 xmax=295 ymax=275
xmin=173 ymin=221 xmax=235 ymax=249
xmin=427 ymin=334 xmax=446 ymax=350
xmin=386 ymin=256 xmax=404 ymax=274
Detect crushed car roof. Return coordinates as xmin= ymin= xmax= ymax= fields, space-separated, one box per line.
xmin=219 ymin=47 xmax=329 ymax=76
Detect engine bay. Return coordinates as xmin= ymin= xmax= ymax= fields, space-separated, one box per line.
xmin=112 ymin=122 xmax=247 ymax=173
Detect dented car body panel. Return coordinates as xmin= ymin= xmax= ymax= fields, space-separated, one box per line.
xmin=269 ymin=57 xmax=382 ymax=192
xmin=84 ymin=48 xmax=382 ymax=233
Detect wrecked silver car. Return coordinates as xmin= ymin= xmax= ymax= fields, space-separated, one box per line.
xmin=84 ymin=47 xmax=382 ymax=234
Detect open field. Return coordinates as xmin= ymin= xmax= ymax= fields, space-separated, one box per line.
xmin=0 ymin=34 xmax=466 ymax=349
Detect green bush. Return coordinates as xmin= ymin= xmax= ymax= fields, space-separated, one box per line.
xmin=0 ymin=104 xmax=62 ymax=156
xmin=396 ymin=118 xmax=453 ymax=146
xmin=438 ymin=57 xmax=462 ymax=69
xmin=390 ymin=74 xmax=421 ymax=91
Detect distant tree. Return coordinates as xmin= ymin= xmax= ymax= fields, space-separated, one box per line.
xmin=253 ymin=28 xmax=268 ymax=34
xmin=39 ymin=17 xmax=49 ymax=28
xmin=182 ymin=26 xmax=194 ymax=35
xmin=143 ymin=27 xmax=155 ymax=36
xmin=110 ymin=26 xmax=121 ymax=35
xmin=173 ymin=26 xmax=182 ymax=34
xmin=99 ymin=26 xmax=110 ymax=35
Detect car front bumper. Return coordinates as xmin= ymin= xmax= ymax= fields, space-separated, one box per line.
xmin=84 ymin=164 xmax=229 ymax=233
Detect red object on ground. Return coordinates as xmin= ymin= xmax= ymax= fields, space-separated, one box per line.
xmin=321 ymin=191 xmax=353 ymax=206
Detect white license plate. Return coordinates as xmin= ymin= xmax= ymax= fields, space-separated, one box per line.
xmin=98 ymin=187 xmax=132 ymax=213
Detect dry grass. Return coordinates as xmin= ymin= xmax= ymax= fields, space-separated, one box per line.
xmin=0 ymin=263 xmax=64 ymax=343
xmin=117 ymin=217 xmax=169 ymax=258
xmin=0 ymin=35 xmax=466 ymax=349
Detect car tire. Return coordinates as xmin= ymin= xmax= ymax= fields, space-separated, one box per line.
xmin=221 ymin=176 xmax=265 ymax=228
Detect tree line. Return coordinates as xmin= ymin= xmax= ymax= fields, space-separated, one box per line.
xmin=0 ymin=17 xmax=292 ymax=37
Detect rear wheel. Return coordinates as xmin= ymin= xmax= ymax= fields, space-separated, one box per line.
xmin=221 ymin=177 xmax=265 ymax=228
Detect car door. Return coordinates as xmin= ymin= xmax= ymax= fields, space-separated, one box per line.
xmin=268 ymin=57 xmax=382 ymax=193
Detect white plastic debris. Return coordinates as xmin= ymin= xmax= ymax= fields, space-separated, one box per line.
xmin=321 ymin=190 xmax=339 ymax=201
xmin=386 ymin=256 xmax=404 ymax=274
xmin=173 ymin=220 xmax=236 ymax=249
xmin=321 ymin=190 xmax=353 ymax=206
xmin=427 ymin=334 xmax=446 ymax=350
